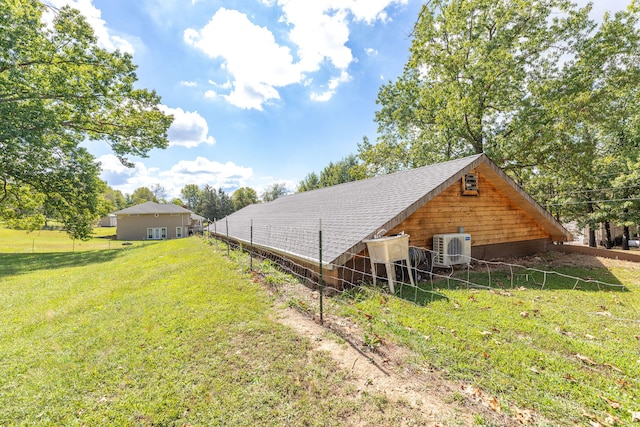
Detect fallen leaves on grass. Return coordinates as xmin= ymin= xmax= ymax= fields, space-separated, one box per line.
xmin=583 ymin=410 xmax=625 ymax=427
xmin=573 ymin=354 xmax=623 ymax=373
xmin=575 ymin=353 xmax=598 ymax=366
xmin=461 ymin=385 xmax=501 ymax=413
xmin=595 ymin=311 xmax=613 ymax=317
xmin=600 ymin=396 xmax=621 ymax=409
xmin=556 ymin=327 xmax=575 ymax=337
xmin=515 ymin=408 xmax=535 ymax=424
xmin=616 ymin=379 xmax=631 ymax=388
xmin=603 ymin=363 xmax=623 ymax=373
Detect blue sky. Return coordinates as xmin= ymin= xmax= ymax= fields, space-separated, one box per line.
xmin=46 ymin=0 xmax=630 ymax=200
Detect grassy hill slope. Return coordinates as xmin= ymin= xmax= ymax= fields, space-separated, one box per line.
xmin=0 ymin=236 xmax=433 ymax=426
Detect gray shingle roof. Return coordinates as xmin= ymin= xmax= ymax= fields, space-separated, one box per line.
xmin=212 ymin=154 xmax=486 ymax=266
xmin=113 ymin=201 xmax=192 ymax=215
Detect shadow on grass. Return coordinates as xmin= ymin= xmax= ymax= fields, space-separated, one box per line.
xmin=348 ymin=280 xmax=449 ymax=307
xmin=0 ymin=245 xmax=149 ymax=278
xmin=395 ymin=281 xmax=449 ymax=306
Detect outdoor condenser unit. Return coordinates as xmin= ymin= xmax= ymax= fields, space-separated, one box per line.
xmin=433 ymin=233 xmax=471 ymax=267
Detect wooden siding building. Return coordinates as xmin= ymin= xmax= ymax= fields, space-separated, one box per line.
xmin=211 ymin=154 xmax=572 ymax=287
xmin=113 ymin=202 xmax=199 ymax=240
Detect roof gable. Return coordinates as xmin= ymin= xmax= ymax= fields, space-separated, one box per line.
xmin=113 ymin=201 xmax=192 ymax=215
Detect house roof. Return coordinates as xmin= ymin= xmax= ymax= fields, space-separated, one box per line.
xmin=113 ymin=201 xmax=192 ymax=215
xmin=211 ymin=154 xmax=571 ymax=267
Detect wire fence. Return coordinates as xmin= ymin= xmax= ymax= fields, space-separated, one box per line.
xmin=207 ymin=224 xmax=640 ymax=425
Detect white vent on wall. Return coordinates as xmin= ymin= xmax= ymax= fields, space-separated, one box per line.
xmin=433 ymin=233 xmax=471 ymax=267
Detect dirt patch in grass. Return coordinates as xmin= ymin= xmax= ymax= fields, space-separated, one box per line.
xmin=259 ymin=250 xmax=640 ymax=426
xmin=550 ymin=251 xmax=640 ymax=269
xmin=498 ymin=251 xmax=640 ymax=270
xmin=269 ymin=280 xmax=523 ymax=427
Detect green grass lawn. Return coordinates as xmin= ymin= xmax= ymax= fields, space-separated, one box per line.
xmin=0 ymin=227 xmax=126 ymax=253
xmin=0 ymin=233 xmax=437 ymax=426
xmin=3 ymin=227 xmax=639 ymax=426
xmin=336 ymin=259 xmax=640 ymax=426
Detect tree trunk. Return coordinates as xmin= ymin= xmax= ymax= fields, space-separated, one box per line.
xmin=586 ymin=200 xmax=596 ymax=247
xmin=588 ymin=226 xmax=596 ymax=248
xmin=623 ymin=225 xmax=630 ymax=250
xmin=604 ymin=222 xmax=613 ymax=249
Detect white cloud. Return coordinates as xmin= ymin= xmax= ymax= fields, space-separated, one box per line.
xmin=180 ymin=81 xmax=198 ymax=87
xmin=335 ymin=0 xmax=408 ymax=24
xmin=365 ymin=47 xmax=379 ymax=56
xmin=159 ymin=105 xmax=216 ymax=148
xmin=98 ymin=154 xmax=254 ymax=198
xmin=164 ymin=157 xmax=253 ymax=190
xmin=98 ymin=154 xmax=155 ymax=193
xmin=44 ymin=0 xmax=134 ymax=53
xmin=310 ymin=70 xmax=351 ymax=102
xmin=184 ymin=0 xmax=407 ymax=109
xmin=184 ymin=8 xmax=302 ymax=110
xmin=279 ymin=3 xmax=353 ymax=71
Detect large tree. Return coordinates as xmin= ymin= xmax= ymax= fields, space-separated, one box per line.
xmin=297 ymin=154 xmax=361 ymax=192
xmin=103 ymin=185 xmax=127 ymax=212
xmin=0 ymin=1 xmax=172 ymax=239
xmin=180 ymin=184 xmax=202 ymax=212
xmin=521 ymin=4 xmax=640 ymax=245
xmin=261 ymin=183 xmax=288 ymax=202
xmin=197 ymin=185 xmax=234 ymax=220
xmin=128 ymin=187 xmax=158 ymax=206
xmin=362 ymin=0 xmax=592 ymax=173
xmin=232 ymin=187 xmax=258 ymax=211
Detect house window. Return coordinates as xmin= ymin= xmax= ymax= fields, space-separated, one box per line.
xmin=176 ymin=227 xmax=183 ymax=238
xmin=147 ymin=227 xmax=167 ymax=240
xmin=462 ymin=173 xmax=479 ymax=196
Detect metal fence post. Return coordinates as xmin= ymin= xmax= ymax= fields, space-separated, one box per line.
xmin=226 ymin=217 xmax=230 ymax=257
xmin=319 ymin=219 xmax=323 ymax=324
xmin=250 ymin=219 xmax=253 ymax=271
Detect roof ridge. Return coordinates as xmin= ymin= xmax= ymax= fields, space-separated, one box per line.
xmin=278 ymin=153 xmax=484 ymax=200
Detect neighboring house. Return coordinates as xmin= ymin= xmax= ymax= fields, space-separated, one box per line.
xmin=98 ymin=214 xmax=117 ymax=227
xmin=211 ymin=154 xmax=572 ymax=287
xmin=113 ymin=201 xmax=197 ymax=240
xmin=190 ymin=213 xmax=206 ymax=235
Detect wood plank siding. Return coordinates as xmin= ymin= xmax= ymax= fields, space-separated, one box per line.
xmin=386 ymin=168 xmax=551 ymax=251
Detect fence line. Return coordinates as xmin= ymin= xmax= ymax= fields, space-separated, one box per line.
xmin=207 ymin=224 xmax=640 ymax=425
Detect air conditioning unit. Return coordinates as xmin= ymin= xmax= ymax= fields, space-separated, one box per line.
xmin=433 ymin=233 xmax=471 ymax=267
